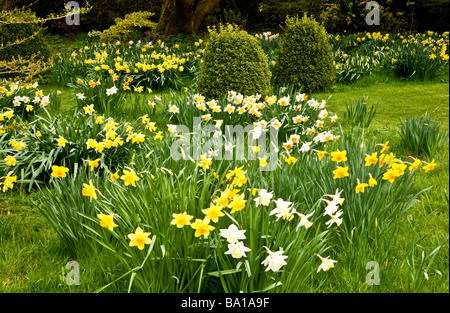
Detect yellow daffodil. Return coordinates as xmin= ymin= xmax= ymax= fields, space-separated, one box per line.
xmin=409 ymin=158 xmax=422 ymax=172
xmin=170 ymin=212 xmax=194 ymax=228
xmin=382 ymin=169 xmax=398 ymax=183
xmin=365 ymin=152 xmax=378 ymax=166
xmin=97 ymin=213 xmax=118 ymax=231
xmin=2 ymin=172 xmax=17 ymax=192
xmin=110 ymin=170 xmax=120 ymax=181
xmin=380 ymin=141 xmax=389 ymax=153
xmin=391 ymin=162 xmax=407 ymax=176
xmin=202 ymin=203 xmax=225 ymax=223
xmin=121 ymin=169 xmax=140 ymax=187
xmin=4 ymin=155 xmax=16 ymax=167
xmin=332 ymin=166 xmax=349 ymax=179
xmin=284 ymin=155 xmax=297 ymax=165
xmin=317 ymin=151 xmax=328 ymax=160
xmin=191 ymin=217 xmax=215 ymax=238
xmin=83 ymin=104 xmax=95 ymax=115
xmin=128 ymin=226 xmax=152 ymax=250
xmin=331 ymin=150 xmax=347 ymax=163
xmin=88 ymin=158 xmax=101 ymax=171
xmin=423 ymin=160 xmax=437 ymax=173
xmin=228 ymin=193 xmax=247 ymax=214
xmin=82 ymin=180 xmax=97 ymax=201
xmin=57 ymin=136 xmax=68 ymax=147
xmin=355 ymin=179 xmax=369 ymax=193
xmin=51 ymin=165 xmax=69 ymax=178
xmin=368 ymin=173 xmax=377 ymax=187
xmin=198 ymin=154 xmax=212 ymax=171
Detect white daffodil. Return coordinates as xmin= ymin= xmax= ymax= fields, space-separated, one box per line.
xmin=106 ymin=85 xmax=118 ymax=96
xmin=270 ymin=198 xmax=296 ymax=221
xmin=295 ymin=211 xmax=315 ymax=231
xmin=76 ymin=93 xmax=85 ymax=100
xmin=299 ymin=141 xmax=312 ymax=153
xmin=262 ymin=246 xmax=288 ymax=272
xmin=225 ymin=142 xmax=236 ymax=152
xmin=325 ymin=210 xmax=343 ymax=228
xmin=224 ymin=241 xmax=251 ymax=259
xmin=316 ymin=254 xmax=337 ymax=273
xmin=323 ymin=189 xmax=345 ymax=205
xmin=254 ymin=189 xmax=273 ymax=207
xmin=220 ymin=224 xmax=246 ymax=244
xmin=250 ymin=125 xmax=263 ymax=140
xmin=320 ymin=189 xmax=345 ymax=216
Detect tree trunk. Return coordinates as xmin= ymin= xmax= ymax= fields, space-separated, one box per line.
xmin=157 ymin=0 xmax=221 ymax=36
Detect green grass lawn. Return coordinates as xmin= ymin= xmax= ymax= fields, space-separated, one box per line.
xmin=1 ymin=76 xmax=449 ymax=293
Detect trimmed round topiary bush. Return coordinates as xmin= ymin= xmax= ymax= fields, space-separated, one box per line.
xmin=197 ymin=24 xmax=271 ymax=99
xmin=274 ymin=15 xmax=336 ymax=93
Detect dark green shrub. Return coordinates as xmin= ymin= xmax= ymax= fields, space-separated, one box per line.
xmin=197 ymin=24 xmax=271 ymax=99
xmin=274 ymin=15 xmax=335 ymax=93
xmin=0 ymin=9 xmax=50 ymax=63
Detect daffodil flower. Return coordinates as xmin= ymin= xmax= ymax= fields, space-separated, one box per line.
xmin=128 ymin=227 xmax=152 ymax=250
xmin=51 ymin=165 xmax=69 ymax=178
xmin=253 ymin=189 xmax=273 ymax=207
xmin=171 ymin=212 xmax=194 ymax=228
xmin=262 ymin=246 xmax=288 ymax=272
xmin=316 ymin=254 xmax=337 ymax=273
xmin=121 ymin=169 xmax=140 ymax=187
xmin=82 ymin=180 xmax=97 ymax=202
xmin=220 ymin=224 xmax=246 ymax=244
xmin=191 ymin=217 xmax=215 ymax=238
xmin=224 ymin=241 xmax=251 ymax=259
xmin=202 ymin=203 xmax=225 ymax=223
xmin=97 ymin=213 xmax=118 ymax=231
xmin=295 ymin=211 xmax=315 ymax=230
xmin=325 ymin=210 xmax=343 ymax=228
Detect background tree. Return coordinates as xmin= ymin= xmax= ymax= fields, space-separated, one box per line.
xmin=156 ymin=0 xmax=221 ymax=36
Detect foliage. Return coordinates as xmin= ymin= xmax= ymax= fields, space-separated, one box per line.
xmin=1 ymin=30 xmax=449 ymax=294
xmin=0 ymin=105 xmax=152 ymax=191
xmin=398 ymin=114 xmax=449 ymax=158
xmin=329 ymin=31 xmax=449 ymax=83
xmin=389 ymin=41 xmax=448 ymax=81
xmin=0 ymin=8 xmax=51 ymax=81
xmin=342 ymin=97 xmax=378 ymax=128
xmin=101 ymin=11 xmax=158 ymax=41
xmin=197 ymin=24 xmax=272 ymax=99
xmin=49 ymin=37 xmax=205 ymax=90
xmin=274 ymin=15 xmax=336 ymax=93
xmin=203 ymin=0 xmax=247 ymax=29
